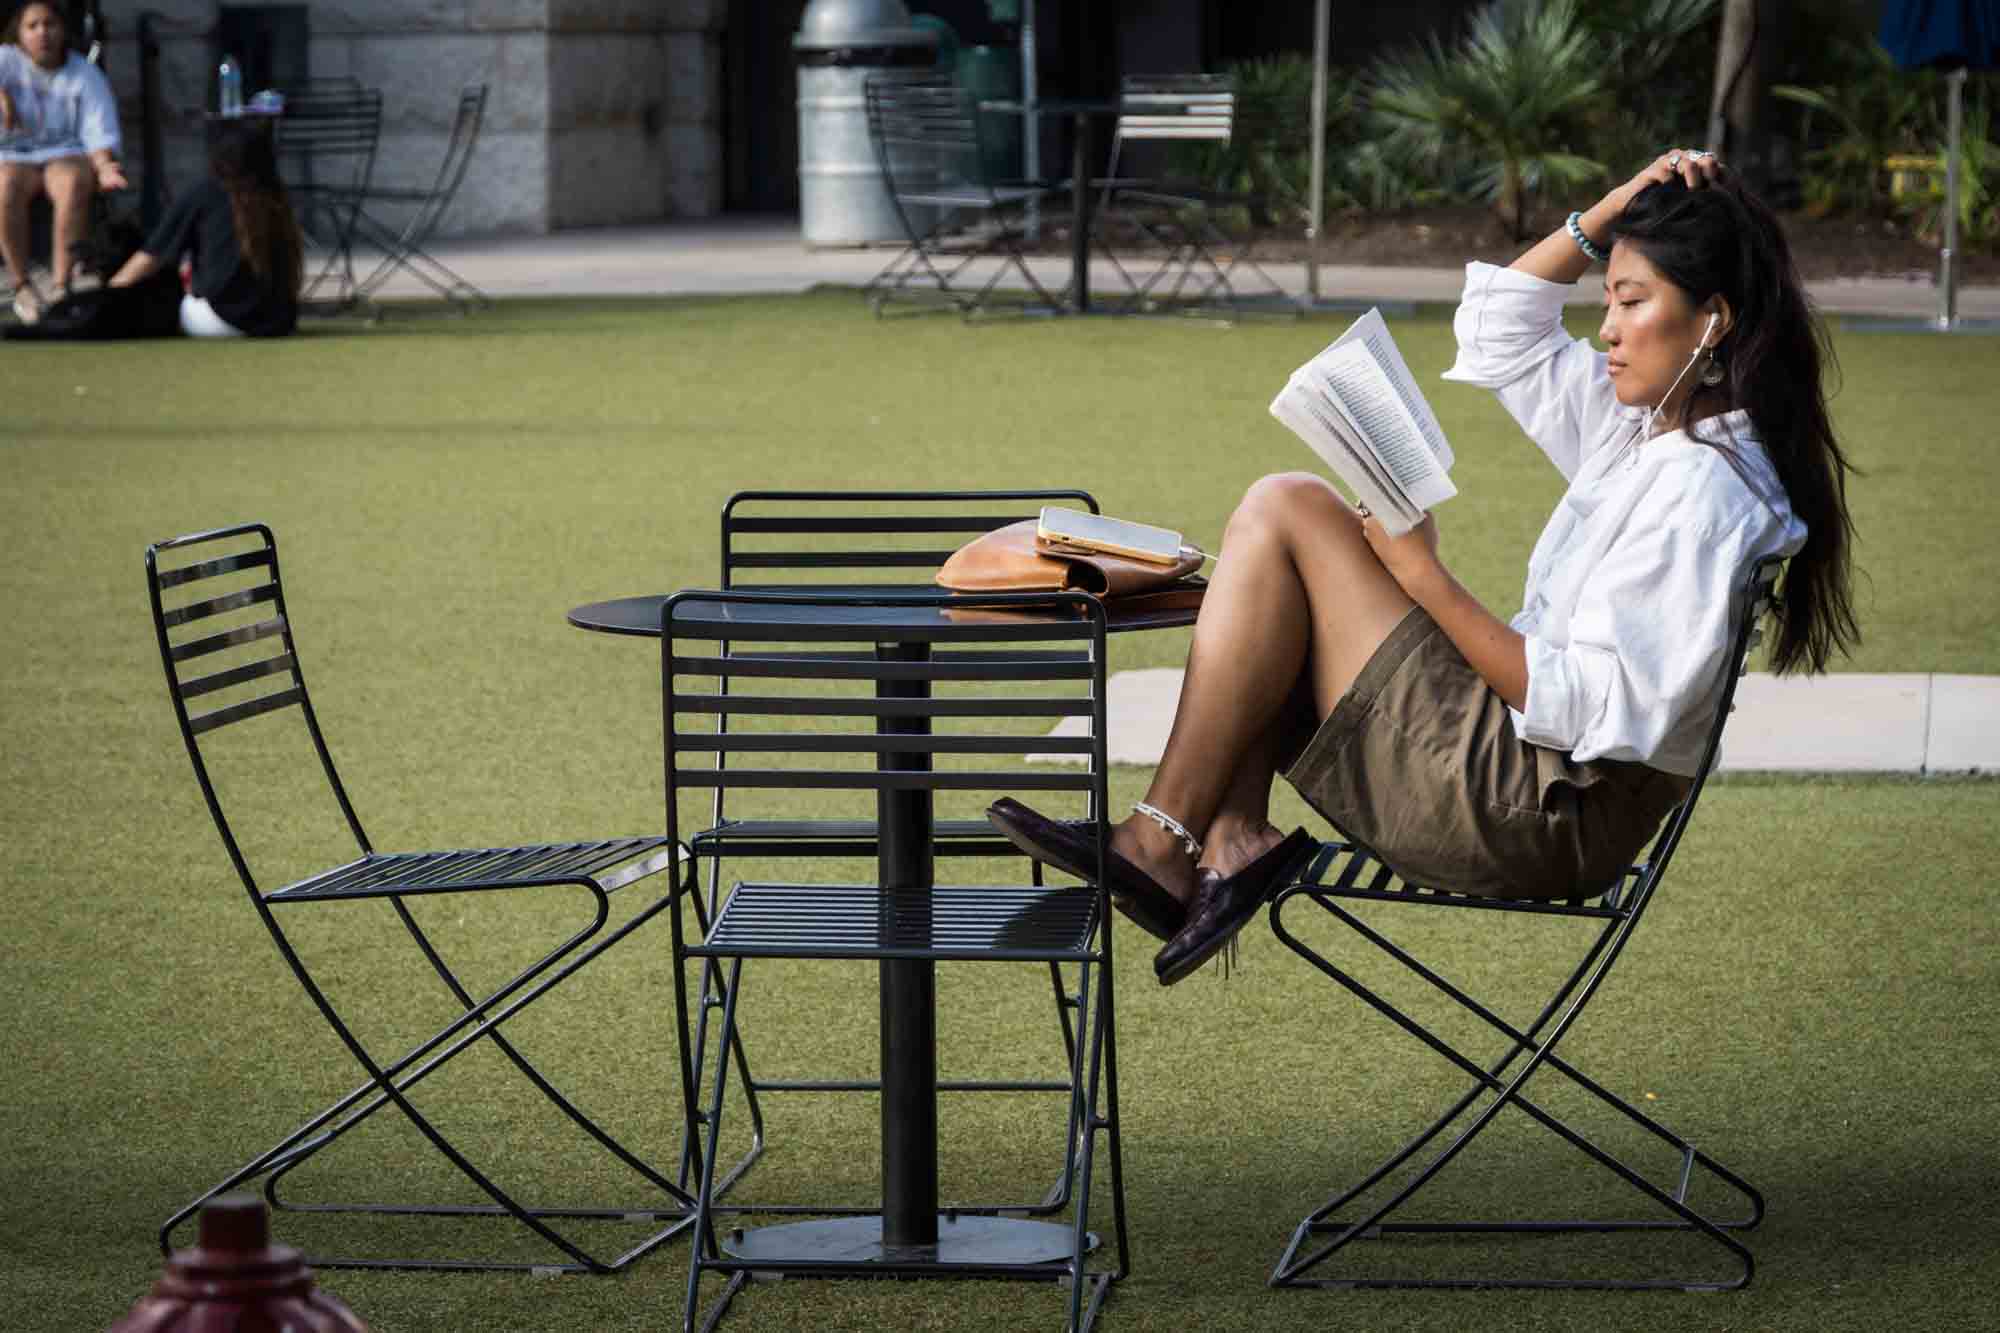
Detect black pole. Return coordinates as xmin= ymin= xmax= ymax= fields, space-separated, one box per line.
xmin=877 ymin=640 xmax=938 ymax=1250
xmin=138 ymin=11 xmax=167 ymax=229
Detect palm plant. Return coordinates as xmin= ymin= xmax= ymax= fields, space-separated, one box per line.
xmin=1774 ymin=39 xmax=1943 ymax=216
xmin=1371 ymin=0 xmax=1610 ymax=238
xmin=1578 ymin=0 xmax=1720 ymax=170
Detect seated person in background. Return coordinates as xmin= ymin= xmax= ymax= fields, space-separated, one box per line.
xmin=108 ymin=119 xmax=301 ymax=338
xmin=0 ymin=0 xmax=126 ymax=322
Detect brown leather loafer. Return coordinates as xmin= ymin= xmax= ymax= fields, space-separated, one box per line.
xmin=1153 ymin=828 xmax=1317 ymax=985
xmin=986 ymin=797 xmax=1189 ymax=941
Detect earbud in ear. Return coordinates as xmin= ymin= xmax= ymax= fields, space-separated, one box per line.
xmin=1702 ymin=312 xmax=1719 ymax=348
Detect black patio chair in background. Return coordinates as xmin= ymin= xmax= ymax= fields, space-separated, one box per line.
xmin=665 ymin=588 xmax=1129 ymax=1331
xmin=145 ymin=522 xmax=698 ymax=1273
xmin=1264 ymin=556 xmax=1781 ymax=1294
xmin=1091 ymin=73 xmax=1293 ymax=320
xmin=862 ymin=72 xmax=1062 ymax=318
xmin=349 ymin=83 xmax=490 ymax=310
xmin=678 ymin=490 xmax=1107 ymax=1221
xmin=274 ymin=84 xmax=382 ymax=309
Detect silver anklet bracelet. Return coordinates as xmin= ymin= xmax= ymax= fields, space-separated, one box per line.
xmin=1132 ymin=802 xmax=1202 ymax=857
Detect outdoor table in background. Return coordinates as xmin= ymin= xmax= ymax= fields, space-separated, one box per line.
xmin=566 ymin=587 xmax=1198 ymax=1266
xmin=981 ymin=97 xmax=1123 ymax=315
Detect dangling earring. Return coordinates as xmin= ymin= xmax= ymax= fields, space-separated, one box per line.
xmin=1699 ymin=348 xmax=1725 ymax=387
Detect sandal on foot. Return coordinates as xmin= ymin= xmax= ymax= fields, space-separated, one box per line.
xmin=986 ymin=797 xmax=1189 ymax=942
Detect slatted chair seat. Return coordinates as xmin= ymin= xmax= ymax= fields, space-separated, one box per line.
xmin=146 ymin=522 xmax=707 ymax=1275
xmin=1263 ymin=556 xmax=1782 ymax=1296
xmin=692 ymin=882 xmax=1101 ymax=962
xmin=265 ymin=839 xmax=673 ymax=904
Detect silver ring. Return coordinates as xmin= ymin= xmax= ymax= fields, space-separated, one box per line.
xmin=1667 ymin=151 xmax=1682 ymax=168
xmin=1355 ymin=503 xmax=1372 ymax=519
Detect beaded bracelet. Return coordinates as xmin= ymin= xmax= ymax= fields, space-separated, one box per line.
xmin=1565 ymin=210 xmax=1607 ymax=263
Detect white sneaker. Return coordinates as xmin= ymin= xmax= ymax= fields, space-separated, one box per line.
xmin=11 ymin=284 xmax=45 ymax=325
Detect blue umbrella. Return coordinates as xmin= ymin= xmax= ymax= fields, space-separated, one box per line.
xmin=1878 ymin=1 xmax=2000 ymax=329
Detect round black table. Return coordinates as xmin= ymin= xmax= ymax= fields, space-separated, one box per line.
xmin=569 ymin=588 xmax=1198 ymax=1269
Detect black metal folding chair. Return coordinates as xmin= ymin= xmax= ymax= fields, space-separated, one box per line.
xmin=1090 ymin=73 xmax=1293 ymax=321
xmin=274 ymin=85 xmax=383 ymax=310
xmin=666 ymin=588 xmax=1129 ymax=1332
xmin=146 ymin=522 xmax=697 ymax=1273
xmin=862 ymin=72 xmax=1063 ymax=318
xmin=1264 ymin=556 xmax=1781 ymax=1293
xmin=679 ymin=491 xmax=1105 ymax=1229
xmin=349 ymin=84 xmax=489 ymax=310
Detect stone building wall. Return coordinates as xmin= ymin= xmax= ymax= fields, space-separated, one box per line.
xmin=98 ymin=0 xmax=724 ymax=235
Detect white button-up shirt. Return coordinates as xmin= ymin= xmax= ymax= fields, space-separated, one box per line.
xmin=1440 ymin=261 xmax=1807 ymax=776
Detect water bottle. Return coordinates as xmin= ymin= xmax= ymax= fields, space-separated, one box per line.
xmin=218 ymin=54 xmax=243 ymax=117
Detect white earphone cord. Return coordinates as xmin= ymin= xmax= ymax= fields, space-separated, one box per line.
xmin=1641 ymin=313 xmax=1719 ymax=441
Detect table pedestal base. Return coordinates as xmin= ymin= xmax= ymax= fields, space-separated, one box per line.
xmin=721 ymin=1214 xmax=1093 ymax=1267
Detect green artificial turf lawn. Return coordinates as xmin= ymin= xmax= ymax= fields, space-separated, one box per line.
xmin=3 ymin=293 xmax=1996 ymax=1331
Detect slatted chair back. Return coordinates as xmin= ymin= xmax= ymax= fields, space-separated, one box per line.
xmin=1103 ymin=73 xmax=1235 ymax=194
xmin=145 ymin=523 xmax=368 ymax=898
xmin=276 ymin=85 xmax=383 ymax=188
xmin=276 ymin=85 xmax=383 ymax=257
xmin=864 ymin=71 xmax=984 ymax=193
xmin=720 ymin=488 xmax=1098 ymax=592
xmin=399 ymin=84 xmax=486 ymax=234
xmin=663 ymin=589 xmax=1109 ymax=879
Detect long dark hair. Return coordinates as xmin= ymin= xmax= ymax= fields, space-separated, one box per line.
xmin=206 ymin=119 xmax=304 ymax=298
xmin=1609 ymin=177 xmax=1859 ymax=676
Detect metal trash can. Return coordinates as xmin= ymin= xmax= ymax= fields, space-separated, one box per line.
xmin=795 ymin=0 xmax=940 ymax=247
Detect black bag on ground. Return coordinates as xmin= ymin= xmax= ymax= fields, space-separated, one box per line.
xmin=5 ymin=267 xmax=183 ymax=341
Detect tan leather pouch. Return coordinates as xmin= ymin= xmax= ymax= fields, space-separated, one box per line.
xmin=935 ymin=519 xmax=1203 ymax=597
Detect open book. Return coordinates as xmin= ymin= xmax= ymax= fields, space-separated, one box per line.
xmin=1269 ymin=307 xmax=1456 ymax=536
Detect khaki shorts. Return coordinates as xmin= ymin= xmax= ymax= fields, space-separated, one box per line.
xmin=1282 ymin=607 xmax=1690 ymax=900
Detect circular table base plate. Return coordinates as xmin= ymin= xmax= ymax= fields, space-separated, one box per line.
xmin=721 ymin=1214 xmax=1093 ymax=1266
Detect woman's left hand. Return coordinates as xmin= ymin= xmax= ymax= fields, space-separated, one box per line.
xmin=1360 ymin=511 xmax=1443 ymax=596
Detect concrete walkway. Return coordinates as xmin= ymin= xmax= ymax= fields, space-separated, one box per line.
xmin=379 ymin=218 xmax=1997 ymax=776
xmin=379 ymin=215 xmax=2000 ymax=322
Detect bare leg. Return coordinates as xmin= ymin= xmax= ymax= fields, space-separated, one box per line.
xmin=43 ymin=156 xmax=94 ymax=290
xmin=0 ymin=162 xmax=42 ymax=291
xmin=1115 ymin=473 xmax=1418 ymax=899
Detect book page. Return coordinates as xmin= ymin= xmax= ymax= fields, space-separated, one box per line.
xmin=1315 ymin=342 xmax=1458 ymax=512
xmin=1270 ymin=375 xmax=1418 ymax=530
xmin=1268 ymin=308 xmax=1457 ymax=535
xmin=1332 ymin=307 xmax=1455 ymax=469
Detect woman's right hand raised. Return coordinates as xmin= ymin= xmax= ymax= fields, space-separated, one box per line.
xmin=1604 ymin=147 xmax=1725 ymax=215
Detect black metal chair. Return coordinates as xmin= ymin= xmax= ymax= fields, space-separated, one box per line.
xmin=665 ymin=588 xmax=1129 ymax=1332
xmin=1087 ymin=73 xmax=1293 ymax=321
xmin=146 ymin=522 xmax=697 ymax=1273
xmin=680 ymin=490 xmax=1105 ymax=1228
xmin=862 ymin=72 xmax=1062 ymax=318
xmin=349 ymin=83 xmax=489 ymax=310
xmin=1265 ymin=556 xmax=1781 ymax=1293
xmin=274 ymin=84 xmax=383 ymax=309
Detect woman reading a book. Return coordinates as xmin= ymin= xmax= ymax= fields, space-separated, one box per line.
xmin=989 ymin=150 xmax=1858 ymax=985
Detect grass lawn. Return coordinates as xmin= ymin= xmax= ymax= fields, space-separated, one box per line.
xmin=3 ymin=292 xmax=1996 ymax=1331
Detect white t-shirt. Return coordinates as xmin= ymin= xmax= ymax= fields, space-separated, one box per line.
xmin=0 ymin=47 xmax=120 ymax=163
xmin=1440 ymin=261 xmax=1808 ymax=776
